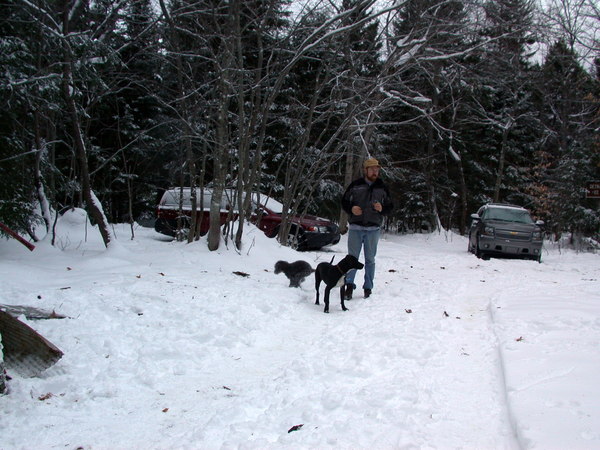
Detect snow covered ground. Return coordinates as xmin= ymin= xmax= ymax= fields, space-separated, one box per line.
xmin=1 ymin=209 xmax=599 ymax=449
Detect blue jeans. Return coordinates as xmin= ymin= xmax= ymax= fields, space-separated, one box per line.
xmin=345 ymin=228 xmax=380 ymax=290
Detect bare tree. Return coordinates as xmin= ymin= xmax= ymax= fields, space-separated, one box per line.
xmin=201 ymin=0 xmax=402 ymax=251
xmin=540 ymin=0 xmax=599 ymax=67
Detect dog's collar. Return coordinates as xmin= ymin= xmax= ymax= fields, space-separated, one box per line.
xmin=335 ymin=265 xmax=344 ymax=275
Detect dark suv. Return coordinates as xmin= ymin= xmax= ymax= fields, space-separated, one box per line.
xmin=468 ymin=203 xmax=544 ymax=262
xmin=155 ymin=188 xmax=340 ymax=251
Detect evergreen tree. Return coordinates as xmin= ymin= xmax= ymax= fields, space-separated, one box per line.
xmin=85 ymin=0 xmax=165 ymax=232
xmin=451 ymin=0 xmax=544 ymax=237
xmin=381 ymin=0 xmax=472 ymax=232
xmin=531 ymin=40 xmax=599 ymax=242
xmin=0 ymin=0 xmax=63 ymax=236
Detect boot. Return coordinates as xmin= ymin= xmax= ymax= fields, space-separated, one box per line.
xmin=344 ymin=285 xmax=354 ymax=300
xmin=364 ymin=288 xmax=372 ymax=298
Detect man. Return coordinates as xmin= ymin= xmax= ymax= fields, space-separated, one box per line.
xmin=341 ymin=157 xmax=393 ymax=299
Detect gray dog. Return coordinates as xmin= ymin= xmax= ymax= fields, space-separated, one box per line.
xmin=274 ymin=260 xmax=314 ymax=287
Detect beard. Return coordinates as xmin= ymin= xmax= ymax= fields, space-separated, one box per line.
xmin=365 ymin=172 xmax=378 ymax=182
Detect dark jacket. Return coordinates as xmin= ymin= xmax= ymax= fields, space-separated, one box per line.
xmin=342 ymin=177 xmax=393 ymax=228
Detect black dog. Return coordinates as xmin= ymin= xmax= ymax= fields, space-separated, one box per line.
xmin=314 ymin=255 xmax=364 ymax=313
xmin=274 ymin=260 xmax=314 ymax=287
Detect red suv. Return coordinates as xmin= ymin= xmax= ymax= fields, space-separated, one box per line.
xmin=155 ymin=188 xmax=340 ymax=250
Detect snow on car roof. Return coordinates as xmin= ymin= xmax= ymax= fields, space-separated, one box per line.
xmin=487 ymin=203 xmax=527 ymax=210
xmin=252 ymin=193 xmax=283 ymax=213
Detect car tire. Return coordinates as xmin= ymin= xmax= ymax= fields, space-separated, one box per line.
xmin=475 ymin=236 xmax=487 ymax=260
xmin=173 ymin=218 xmax=190 ymax=240
xmin=286 ymin=231 xmax=305 ymax=250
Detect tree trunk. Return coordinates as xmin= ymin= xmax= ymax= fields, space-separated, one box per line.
xmin=493 ymin=124 xmax=510 ymax=203
xmin=61 ymin=4 xmax=112 ymax=248
xmin=186 ymin=134 xmax=197 ymax=244
xmin=120 ymin=152 xmax=135 ymax=240
xmin=426 ymin=114 xmax=439 ymax=231
xmin=208 ymin=89 xmax=230 ymax=251
xmin=339 ymin=148 xmax=357 ymax=235
xmin=233 ymin=1 xmax=249 ymax=251
xmin=194 ymin=153 xmax=207 ymax=241
xmin=457 ymin=155 xmax=468 ymax=235
xmin=33 ymin=112 xmax=52 ymax=235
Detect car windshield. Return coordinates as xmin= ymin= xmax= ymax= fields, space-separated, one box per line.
xmin=485 ymin=207 xmax=534 ymax=224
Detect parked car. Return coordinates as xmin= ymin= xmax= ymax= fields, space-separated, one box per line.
xmin=155 ymin=187 xmax=340 ymax=250
xmin=468 ymin=203 xmax=544 ymax=262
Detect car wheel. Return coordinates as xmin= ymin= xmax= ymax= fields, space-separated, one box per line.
xmin=475 ymin=236 xmax=487 ymax=260
xmin=174 ymin=218 xmax=190 ymax=241
xmin=468 ymin=234 xmax=476 ymax=254
xmin=286 ymin=230 xmax=305 ymax=251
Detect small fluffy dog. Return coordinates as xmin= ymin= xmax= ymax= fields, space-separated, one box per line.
xmin=274 ymin=260 xmax=314 ymax=287
xmin=314 ymin=255 xmax=364 ymax=313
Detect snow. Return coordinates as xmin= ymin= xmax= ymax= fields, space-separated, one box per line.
xmin=1 ymin=209 xmax=599 ymax=449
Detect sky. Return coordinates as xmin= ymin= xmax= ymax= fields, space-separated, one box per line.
xmin=1 ymin=209 xmax=599 ymax=449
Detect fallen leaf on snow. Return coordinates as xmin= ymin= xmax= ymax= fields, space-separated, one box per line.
xmin=288 ymin=424 xmax=304 ymax=433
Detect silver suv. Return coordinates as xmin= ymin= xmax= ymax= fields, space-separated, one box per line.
xmin=468 ymin=203 xmax=544 ymax=262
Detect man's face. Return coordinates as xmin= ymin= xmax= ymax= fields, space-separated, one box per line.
xmin=365 ymin=166 xmax=380 ymax=182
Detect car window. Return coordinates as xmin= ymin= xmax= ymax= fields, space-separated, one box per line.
xmin=484 ymin=207 xmax=534 ymax=224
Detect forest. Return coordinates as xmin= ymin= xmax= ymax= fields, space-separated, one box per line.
xmin=1 ymin=0 xmax=598 ymax=251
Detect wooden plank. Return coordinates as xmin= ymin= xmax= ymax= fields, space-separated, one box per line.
xmin=0 ymin=222 xmax=35 ymax=251
xmin=0 ymin=304 xmax=67 ymax=320
xmin=0 ymin=310 xmax=63 ymax=377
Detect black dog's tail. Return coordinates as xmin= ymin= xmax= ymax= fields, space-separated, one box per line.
xmin=329 ymin=256 xmax=335 ymax=264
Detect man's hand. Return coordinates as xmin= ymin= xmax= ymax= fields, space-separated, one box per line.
xmin=351 ymin=205 xmax=363 ymax=216
xmin=373 ymin=201 xmax=382 ymax=212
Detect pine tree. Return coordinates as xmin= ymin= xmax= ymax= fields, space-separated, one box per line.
xmin=468 ymin=0 xmax=539 ymax=206
xmin=0 ymin=0 xmax=63 ymax=237
xmin=85 ymin=0 xmax=165 ymax=235
xmin=531 ymin=40 xmax=599 ymax=242
xmin=381 ymin=0 xmax=472 ymax=232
